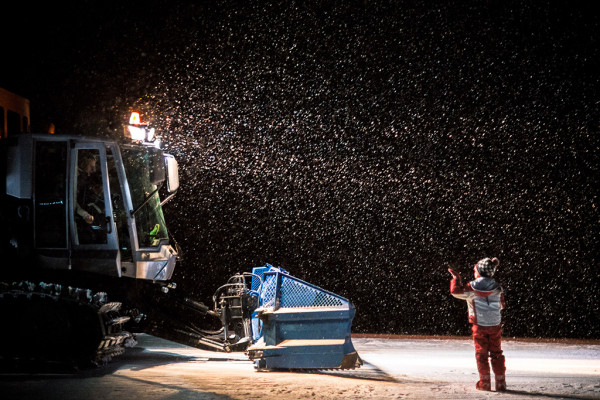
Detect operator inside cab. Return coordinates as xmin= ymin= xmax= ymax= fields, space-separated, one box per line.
xmin=75 ymin=150 xmax=106 ymax=245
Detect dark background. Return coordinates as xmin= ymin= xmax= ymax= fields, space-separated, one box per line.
xmin=2 ymin=1 xmax=599 ymax=338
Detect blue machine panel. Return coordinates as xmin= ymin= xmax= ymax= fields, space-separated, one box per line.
xmin=247 ymin=266 xmax=361 ymax=370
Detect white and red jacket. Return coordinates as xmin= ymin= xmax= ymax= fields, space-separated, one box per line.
xmin=451 ymin=277 xmax=505 ymax=327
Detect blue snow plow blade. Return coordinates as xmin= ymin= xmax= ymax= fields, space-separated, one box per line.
xmin=247 ymin=266 xmax=362 ymax=370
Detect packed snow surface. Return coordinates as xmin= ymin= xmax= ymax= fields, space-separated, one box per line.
xmin=1 ymin=334 xmax=598 ymax=399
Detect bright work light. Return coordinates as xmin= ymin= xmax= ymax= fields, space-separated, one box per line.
xmin=124 ymin=111 xmax=156 ymax=143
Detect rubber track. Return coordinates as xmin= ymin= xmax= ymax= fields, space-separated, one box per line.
xmin=0 ymin=282 xmax=135 ymax=367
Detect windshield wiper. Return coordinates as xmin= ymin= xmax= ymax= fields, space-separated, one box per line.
xmin=131 ymin=184 xmax=162 ymax=217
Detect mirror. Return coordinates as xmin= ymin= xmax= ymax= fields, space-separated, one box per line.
xmin=164 ymin=153 xmax=179 ymax=193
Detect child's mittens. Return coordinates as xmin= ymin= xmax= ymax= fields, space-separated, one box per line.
xmin=448 ymin=268 xmax=461 ymax=280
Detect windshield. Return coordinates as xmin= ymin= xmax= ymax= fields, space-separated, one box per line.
xmin=121 ymin=146 xmax=169 ymax=248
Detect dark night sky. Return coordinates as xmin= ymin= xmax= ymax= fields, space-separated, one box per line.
xmin=2 ymin=1 xmax=599 ymax=338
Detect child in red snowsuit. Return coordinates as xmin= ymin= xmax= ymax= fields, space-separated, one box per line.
xmin=449 ymin=257 xmax=506 ymax=391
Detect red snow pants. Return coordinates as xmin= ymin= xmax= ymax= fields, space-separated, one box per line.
xmin=472 ymin=324 xmax=506 ymax=377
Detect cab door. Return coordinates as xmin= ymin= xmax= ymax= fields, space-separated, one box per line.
xmin=69 ymin=142 xmax=120 ymax=276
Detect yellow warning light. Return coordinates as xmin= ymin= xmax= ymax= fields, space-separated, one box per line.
xmin=129 ymin=112 xmax=141 ymax=125
xmin=124 ymin=111 xmax=156 ymax=143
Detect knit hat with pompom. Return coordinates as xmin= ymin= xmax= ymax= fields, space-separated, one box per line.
xmin=476 ymin=257 xmax=500 ymax=277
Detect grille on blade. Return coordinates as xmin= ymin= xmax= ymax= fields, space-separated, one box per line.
xmin=259 ymin=270 xmax=347 ymax=309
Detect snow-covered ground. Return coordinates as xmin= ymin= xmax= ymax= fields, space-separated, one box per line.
xmin=1 ymin=334 xmax=599 ymax=399
xmin=355 ymin=335 xmax=600 ymax=399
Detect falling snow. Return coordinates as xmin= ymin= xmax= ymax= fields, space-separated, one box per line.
xmin=4 ymin=2 xmax=599 ymax=338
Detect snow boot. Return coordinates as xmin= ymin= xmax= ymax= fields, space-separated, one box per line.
xmin=476 ymin=375 xmax=491 ymax=391
xmin=495 ymin=375 xmax=507 ymax=391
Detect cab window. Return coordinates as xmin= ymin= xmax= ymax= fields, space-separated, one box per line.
xmin=75 ymin=149 xmax=107 ymax=245
xmin=35 ymin=141 xmax=67 ymax=248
